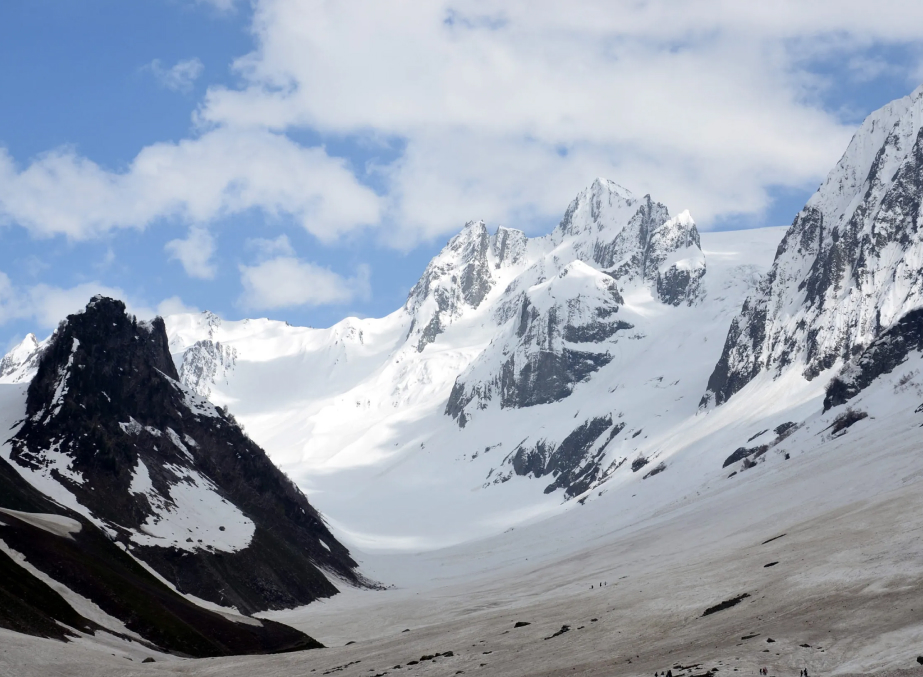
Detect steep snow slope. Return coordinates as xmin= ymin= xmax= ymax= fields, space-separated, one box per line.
xmin=161 ymin=219 xmax=785 ymax=549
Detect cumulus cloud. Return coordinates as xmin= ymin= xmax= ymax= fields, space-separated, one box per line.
xmin=157 ymin=296 xmax=201 ymax=317
xmin=0 ymin=127 xmax=382 ymax=240
xmin=238 ymin=257 xmax=371 ymax=310
xmin=166 ymin=226 xmax=218 ymax=279
xmin=4 ymin=0 xmax=923 ymax=256
xmin=195 ymin=0 xmax=923 ymax=239
xmin=147 ymin=58 xmax=204 ymax=93
xmin=245 ymin=234 xmax=296 ymax=260
xmin=0 ymin=273 xmax=155 ymax=329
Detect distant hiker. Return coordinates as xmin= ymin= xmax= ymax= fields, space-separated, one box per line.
xmin=667 ymin=671 xmax=673 ymax=677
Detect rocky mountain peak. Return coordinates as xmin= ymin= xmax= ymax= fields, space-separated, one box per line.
xmin=0 ymin=333 xmax=43 ymax=384
xmin=703 ymin=84 xmax=923 ymax=406
xmin=8 ymin=296 xmax=363 ymax=614
xmin=406 ymin=220 xmax=494 ymax=351
xmin=553 ymin=177 xmax=640 ymax=243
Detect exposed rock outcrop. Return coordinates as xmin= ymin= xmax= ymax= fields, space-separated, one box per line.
xmin=704 ymin=84 xmax=923 ymax=406
xmin=8 ymin=297 xmax=363 ymax=614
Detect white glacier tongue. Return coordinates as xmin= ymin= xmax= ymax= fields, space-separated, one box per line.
xmin=162 ymin=179 xmax=786 ymax=549
xmin=705 ymin=83 xmax=923 ymax=406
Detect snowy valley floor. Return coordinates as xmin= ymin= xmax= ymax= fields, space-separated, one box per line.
xmin=4 ymin=398 xmax=923 ymax=677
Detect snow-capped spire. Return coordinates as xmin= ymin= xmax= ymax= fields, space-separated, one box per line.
xmin=0 ymin=332 xmax=45 ymax=384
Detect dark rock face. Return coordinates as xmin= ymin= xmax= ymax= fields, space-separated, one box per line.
xmin=493 ymin=227 xmax=528 ymax=268
xmin=703 ymin=88 xmax=923 ymax=406
xmin=445 ymin=268 xmax=632 ymax=426
xmin=657 ymin=263 xmax=703 ymax=307
xmin=0 ymin=454 xmax=319 ymax=656
xmin=509 ymin=416 xmax=621 ymax=498
xmin=722 ymin=445 xmax=769 ymax=468
xmin=824 ymin=308 xmax=923 ymax=409
xmin=8 ymin=297 xmax=362 ymax=615
xmin=592 ymin=195 xmax=672 ymax=272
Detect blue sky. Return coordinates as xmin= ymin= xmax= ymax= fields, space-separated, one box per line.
xmin=1 ymin=1 xmax=923 ymax=351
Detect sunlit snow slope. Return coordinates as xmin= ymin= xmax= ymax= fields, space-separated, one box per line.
xmin=162 ymin=179 xmax=788 ymax=550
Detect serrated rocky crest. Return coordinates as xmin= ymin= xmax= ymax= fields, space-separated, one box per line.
xmin=179 ymin=339 xmax=238 ymax=397
xmin=161 ymin=178 xmax=710 ymax=502
xmin=444 ymin=179 xmax=703 ymax=429
xmin=7 ymin=297 xmax=364 ymax=614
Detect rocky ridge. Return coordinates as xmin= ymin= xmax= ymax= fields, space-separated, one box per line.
xmin=705 ymin=84 xmax=923 ymax=406
xmin=5 ymin=297 xmax=363 ymax=614
xmin=152 ymin=178 xmax=715 ymax=504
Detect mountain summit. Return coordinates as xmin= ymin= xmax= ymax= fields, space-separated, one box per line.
xmin=156 ymin=178 xmax=767 ymax=523
xmin=6 ymin=297 xmax=363 ymax=614
xmin=704 ymin=84 xmax=923 ymax=407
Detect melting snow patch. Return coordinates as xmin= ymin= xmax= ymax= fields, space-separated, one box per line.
xmin=128 ymin=458 xmax=153 ymax=494
xmin=128 ymin=464 xmax=254 ymax=553
xmin=165 ymin=428 xmax=193 ymax=460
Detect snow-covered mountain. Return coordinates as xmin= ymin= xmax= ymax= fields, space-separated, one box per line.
xmin=153 ymin=180 xmax=783 ymax=547
xmin=8 ymin=86 xmax=923 ymax=675
xmin=0 ymin=297 xmax=366 ymax=649
xmin=0 ymin=333 xmax=46 ymax=384
xmin=704 ymin=83 xmax=923 ymax=407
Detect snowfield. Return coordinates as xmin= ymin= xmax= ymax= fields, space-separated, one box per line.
xmin=3 ymin=356 xmax=923 ymax=675
xmin=162 ymin=225 xmax=788 ymax=551
xmin=8 ymin=83 xmax=923 ymax=672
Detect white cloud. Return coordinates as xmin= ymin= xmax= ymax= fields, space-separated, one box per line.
xmin=238 ymin=257 xmax=371 ymax=310
xmin=245 ymin=234 xmax=295 ymax=260
xmin=147 ymin=58 xmax=204 ymax=93
xmin=0 ymin=127 xmax=382 ymax=240
xmin=165 ymin=226 xmax=218 ymax=279
xmin=0 ymin=273 xmax=154 ymax=329
xmin=4 ymin=0 xmax=923 ymax=256
xmin=194 ymin=0 xmax=923 ymax=239
xmin=157 ymin=296 xmax=201 ymax=317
